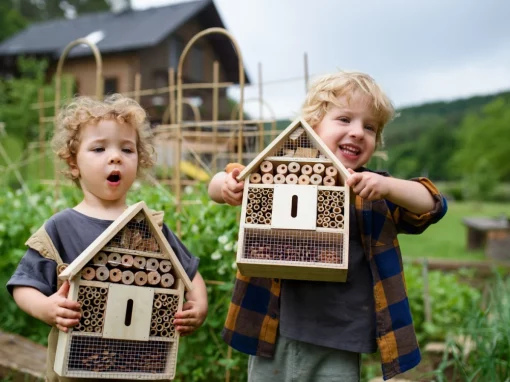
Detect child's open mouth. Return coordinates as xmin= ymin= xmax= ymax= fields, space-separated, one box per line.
xmin=107 ymin=171 xmax=121 ymax=185
xmin=339 ymin=144 xmax=361 ymax=157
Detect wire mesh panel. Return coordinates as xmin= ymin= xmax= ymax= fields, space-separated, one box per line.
xmin=241 ymin=228 xmax=344 ymax=264
xmin=65 ymin=336 xmax=177 ymax=379
xmin=107 ymin=212 xmax=161 ymax=253
xmin=270 ymin=127 xmax=322 ymax=158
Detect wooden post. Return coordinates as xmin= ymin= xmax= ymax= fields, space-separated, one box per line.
xmin=38 ymin=88 xmax=45 ymax=179
xmin=304 ymin=52 xmax=309 ymax=94
xmin=134 ymin=72 xmax=141 ymax=103
xmin=258 ymin=62 xmax=264 ymax=149
xmin=212 ymin=61 xmax=219 ymax=173
xmin=422 ymin=258 xmax=432 ymax=324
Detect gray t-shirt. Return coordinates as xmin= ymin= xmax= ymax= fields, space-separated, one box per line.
xmin=7 ymin=208 xmax=199 ymax=296
xmin=279 ymin=205 xmax=377 ymax=353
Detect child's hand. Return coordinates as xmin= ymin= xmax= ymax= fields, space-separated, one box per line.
xmin=173 ymin=300 xmax=208 ymax=336
xmin=346 ymin=168 xmax=390 ymax=200
xmin=221 ymin=168 xmax=245 ymax=206
xmin=45 ymin=281 xmax=81 ymax=332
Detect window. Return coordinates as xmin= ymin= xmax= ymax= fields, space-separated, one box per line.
xmin=169 ymin=36 xmax=184 ymax=70
xmin=104 ymin=77 xmax=118 ymax=95
xmin=190 ymin=46 xmax=204 ymax=81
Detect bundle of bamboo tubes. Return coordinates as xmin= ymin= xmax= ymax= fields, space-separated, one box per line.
xmin=74 ymin=286 xmax=108 ymax=333
xmin=245 ymin=187 xmax=274 ymax=225
xmin=82 ymin=251 xmax=175 ymax=289
xmin=249 ymin=161 xmax=340 ymax=186
xmin=316 ymin=190 xmax=345 ymax=229
xmin=150 ymin=294 xmax=179 ymax=338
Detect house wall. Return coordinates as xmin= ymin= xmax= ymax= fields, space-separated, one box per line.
xmin=48 ymin=53 xmax=139 ymax=98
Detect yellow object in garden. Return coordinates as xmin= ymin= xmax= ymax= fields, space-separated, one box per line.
xmin=180 ymin=160 xmax=210 ymax=182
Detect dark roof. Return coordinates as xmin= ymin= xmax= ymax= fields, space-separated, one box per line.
xmin=0 ymin=0 xmax=250 ymax=83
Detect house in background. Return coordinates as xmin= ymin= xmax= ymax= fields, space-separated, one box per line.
xmin=0 ymin=0 xmax=251 ymax=122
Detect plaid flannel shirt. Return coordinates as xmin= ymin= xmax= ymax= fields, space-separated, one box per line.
xmin=222 ymin=175 xmax=447 ymax=380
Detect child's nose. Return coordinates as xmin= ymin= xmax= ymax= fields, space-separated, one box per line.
xmin=349 ymin=121 xmax=365 ymax=138
xmin=108 ymin=152 xmax=122 ymax=164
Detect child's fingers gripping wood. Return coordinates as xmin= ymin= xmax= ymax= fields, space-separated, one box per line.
xmin=222 ymin=163 xmax=246 ymax=206
xmin=51 ymin=281 xmax=81 ymax=332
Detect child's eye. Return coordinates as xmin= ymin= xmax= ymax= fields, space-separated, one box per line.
xmin=338 ymin=117 xmax=350 ymax=123
xmin=122 ymin=148 xmax=134 ymax=153
xmin=365 ymin=125 xmax=376 ymax=132
xmin=92 ymin=147 xmax=104 ymax=152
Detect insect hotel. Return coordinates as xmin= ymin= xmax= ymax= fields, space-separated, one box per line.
xmin=55 ymin=202 xmax=193 ymax=380
xmin=236 ymin=117 xmax=351 ymax=282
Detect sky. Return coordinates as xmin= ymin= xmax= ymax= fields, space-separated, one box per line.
xmin=131 ymin=0 xmax=510 ymax=120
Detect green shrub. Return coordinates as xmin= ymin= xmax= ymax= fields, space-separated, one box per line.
xmin=435 ymin=276 xmax=510 ymax=382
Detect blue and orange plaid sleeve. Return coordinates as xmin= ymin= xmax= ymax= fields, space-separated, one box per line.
xmin=387 ymin=177 xmax=448 ymax=235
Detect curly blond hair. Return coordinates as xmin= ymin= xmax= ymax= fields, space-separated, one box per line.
xmin=51 ymin=94 xmax=155 ymax=185
xmin=301 ymin=71 xmax=395 ymax=147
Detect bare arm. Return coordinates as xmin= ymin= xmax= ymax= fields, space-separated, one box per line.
xmin=13 ymin=282 xmax=81 ymax=332
xmin=384 ymin=177 xmax=435 ymax=214
xmin=346 ymin=169 xmax=435 ymax=214
xmin=208 ymin=171 xmax=228 ymax=203
xmin=174 ymin=271 xmax=208 ymax=336
xmin=208 ymin=169 xmax=245 ymax=206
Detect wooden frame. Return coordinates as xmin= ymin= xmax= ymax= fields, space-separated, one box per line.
xmin=54 ymin=201 xmax=192 ymax=380
xmin=236 ymin=118 xmax=351 ymax=282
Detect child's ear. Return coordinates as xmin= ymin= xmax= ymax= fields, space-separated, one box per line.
xmin=67 ymin=159 xmax=80 ymax=178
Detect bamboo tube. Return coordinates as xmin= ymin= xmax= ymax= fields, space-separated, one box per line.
xmin=274 ymin=174 xmax=286 ymax=184
xmin=81 ymin=267 xmax=96 ymax=281
xmin=148 ymin=271 xmax=161 ymax=285
xmin=310 ymin=174 xmax=322 ymax=185
xmin=276 ymin=164 xmax=288 ymax=174
xmin=84 ymin=319 xmax=91 ymax=326
xmin=133 ymin=256 xmax=147 ymax=269
xmin=156 ymin=317 xmax=163 ymax=324
xmin=99 ymin=288 xmax=107 ymax=295
xmin=160 ymin=273 xmax=175 ymax=288
xmin=325 ymin=166 xmax=338 ymax=177
xmin=98 ymin=302 xmax=105 ymax=310
xmin=286 ymin=174 xmax=298 ymax=184
xmin=323 ymin=176 xmax=336 ymax=186
xmin=265 ymin=218 xmax=271 ymax=224
xmin=249 ymin=173 xmax=262 ymax=184
xmin=298 ymin=174 xmax=310 ymax=185
xmin=262 ymin=173 xmax=274 ymax=184
xmin=82 ymin=298 xmax=91 ymax=306
xmin=146 ymin=258 xmax=160 ymax=271
xmin=159 ymin=294 xmax=167 ymax=302
xmin=85 ymin=326 xmax=93 ymax=333
xmin=57 ymin=263 xmax=68 ymax=276
xmin=313 ymin=163 xmax=325 ymax=175
xmin=160 ymin=330 xmax=169 ymax=337
xmin=93 ymin=252 xmax=108 ymax=266
xmin=121 ymin=254 xmax=134 ymax=268
xmin=109 ymin=268 xmax=122 ymax=282
xmin=301 ymin=164 xmax=313 ymax=175
xmin=288 ymin=162 xmax=301 ymax=174
xmin=323 ymin=216 xmax=331 ymax=223
xmin=246 ymin=208 xmax=253 ymax=215
xmin=324 ymin=210 xmax=330 ymax=217
xmin=329 ymin=221 xmax=338 ymax=228
xmin=107 ymin=252 xmax=121 ymax=266
xmin=318 ymin=195 xmax=325 ymax=202
xmin=135 ymin=271 xmax=148 ymax=286
xmin=95 ymin=266 xmax=109 ymax=281
xmin=154 ymin=300 xmax=162 ymax=309
xmin=260 ymin=161 xmax=273 ymax=174
xmin=122 ymin=270 xmax=135 ymax=285
xmin=333 ymin=207 xmax=342 ymax=214
xmin=83 ymin=310 xmax=91 ymax=319
xmin=246 ymin=216 xmax=254 ymax=224
xmin=335 ymin=215 xmax=344 ymax=222
xmin=159 ymin=260 xmax=172 ymax=273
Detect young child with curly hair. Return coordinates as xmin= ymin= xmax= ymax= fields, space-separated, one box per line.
xmin=7 ymin=94 xmax=208 ymax=382
xmin=209 ymin=71 xmax=447 ymax=381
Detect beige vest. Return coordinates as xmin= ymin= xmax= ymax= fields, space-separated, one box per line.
xmin=26 ymin=211 xmax=165 ymax=382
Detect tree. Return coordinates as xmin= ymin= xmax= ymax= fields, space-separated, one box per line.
xmin=451 ymin=97 xmax=510 ymax=198
xmin=0 ymin=3 xmax=27 ymax=42
xmin=11 ymin=0 xmax=114 ymax=22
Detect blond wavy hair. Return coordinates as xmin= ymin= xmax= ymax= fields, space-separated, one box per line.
xmin=52 ymin=94 xmax=155 ymax=185
xmin=301 ymin=71 xmax=395 ymax=147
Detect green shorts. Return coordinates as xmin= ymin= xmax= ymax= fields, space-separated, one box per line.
xmin=248 ymin=335 xmax=361 ymax=382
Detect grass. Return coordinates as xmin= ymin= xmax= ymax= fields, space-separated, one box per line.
xmin=399 ymin=201 xmax=510 ymax=261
